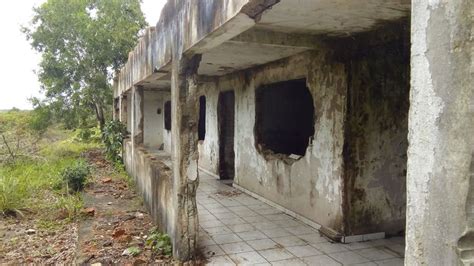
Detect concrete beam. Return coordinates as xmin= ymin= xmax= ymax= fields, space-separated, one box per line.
xmin=228 ymin=28 xmax=326 ymax=49
xmin=406 ymin=0 xmax=473 ymax=264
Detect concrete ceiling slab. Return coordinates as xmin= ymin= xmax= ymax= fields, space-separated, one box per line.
xmin=256 ymin=0 xmax=410 ymax=36
xmin=198 ymin=41 xmax=308 ymax=76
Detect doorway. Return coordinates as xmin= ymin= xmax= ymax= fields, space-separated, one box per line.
xmin=218 ymin=90 xmax=235 ymax=180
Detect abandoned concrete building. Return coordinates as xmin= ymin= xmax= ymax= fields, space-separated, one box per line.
xmin=113 ymin=0 xmax=473 ymax=264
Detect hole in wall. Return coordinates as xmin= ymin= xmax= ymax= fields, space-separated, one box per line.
xmin=255 ymin=78 xmax=315 ymax=157
xmin=164 ymin=101 xmax=171 ymax=131
xmin=198 ymin=96 xmax=206 ymax=141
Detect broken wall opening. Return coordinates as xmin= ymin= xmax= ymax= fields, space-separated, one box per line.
xmin=340 ymin=20 xmax=410 ymax=236
xmin=218 ymin=91 xmax=235 ymax=180
xmin=255 ymin=79 xmax=315 ymax=157
xmin=198 ymin=96 xmax=206 ymax=141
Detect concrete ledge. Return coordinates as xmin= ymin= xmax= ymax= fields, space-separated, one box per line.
xmin=342 ymin=232 xmax=385 ymax=243
xmin=198 ymin=167 xmax=220 ymax=179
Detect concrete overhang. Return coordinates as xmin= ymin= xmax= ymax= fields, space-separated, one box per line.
xmin=114 ymin=0 xmax=411 ymax=94
xmin=197 ymin=0 xmax=410 ymax=77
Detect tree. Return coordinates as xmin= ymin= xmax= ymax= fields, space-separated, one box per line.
xmin=23 ymin=0 xmax=147 ymax=130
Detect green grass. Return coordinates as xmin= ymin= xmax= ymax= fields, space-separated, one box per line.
xmin=0 ymin=124 xmax=100 ymax=219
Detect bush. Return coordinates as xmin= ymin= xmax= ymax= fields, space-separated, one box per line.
xmin=61 ymin=161 xmax=90 ymax=193
xmin=74 ymin=127 xmax=101 ymax=143
xmin=28 ymin=105 xmax=52 ymax=136
xmin=146 ymin=228 xmax=172 ymax=256
xmin=102 ymin=120 xmax=127 ymax=163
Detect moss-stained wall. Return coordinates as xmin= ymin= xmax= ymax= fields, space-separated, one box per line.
xmin=198 ymin=51 xmax=347 ymax=232
xmin=342 ymin=22 xmax=410 ymax=235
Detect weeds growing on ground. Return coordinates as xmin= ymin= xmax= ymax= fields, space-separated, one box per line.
xmin=146 ymin=227 xmax=172 ymax=257
xmin=0 ymin=123 xmax=99 ymax=219
xmin=0 ymin=174 xmax=27 ymax=216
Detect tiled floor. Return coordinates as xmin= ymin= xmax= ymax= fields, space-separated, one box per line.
xmin=197 ymin=172 xmax=405 ymax=265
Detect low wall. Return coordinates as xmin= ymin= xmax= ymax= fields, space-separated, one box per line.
xmin=123 ymin=139 xmax=175 ymax=238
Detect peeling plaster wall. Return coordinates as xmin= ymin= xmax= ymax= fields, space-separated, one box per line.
xmin=198 ymin=88 xmax=220 ymax=174
xmin=342 ymin=25 xmax=410 ymax=236
xmin=198 ymin=52 xmax=347 ymax=231
xmin=143 ymin=91 xmax=164 ymax=148
xmin=406 ymin=0 xmax=473 ymax=264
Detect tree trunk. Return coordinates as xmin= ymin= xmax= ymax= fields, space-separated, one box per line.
xmin=92 ymin=100 xmax=106 ymax=131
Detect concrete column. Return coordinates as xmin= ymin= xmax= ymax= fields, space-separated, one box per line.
xmin=120 ymin=94 xmax=128 ymax=125
xmin=170 ymin=54 xmax=202 ymax=260
xmin=133 ymin=86 xmax=144 ymax=145
xmin=407 ymin=0 xmax=473 ymax=264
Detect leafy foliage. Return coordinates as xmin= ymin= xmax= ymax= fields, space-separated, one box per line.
xmin=125 ymin=246 xmax=141 ymax=257
xmin=28 ymin=104 xmax=52 ymax=136
xmin=74 ymin=127 xmax=101 ymax=143
xmin=102 ymin=120 xmax=127 ymax=163
xmin=22 ymin=0 xmax=147 ymax=129
xmin=146 ymin=228 xmax=172 ymax=256
xmin=61 ymin=161 xmax=90 ymax=192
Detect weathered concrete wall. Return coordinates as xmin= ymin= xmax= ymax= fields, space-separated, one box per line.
xmin=342 ymin=24 xmax=410 ymax=236
xmin=198 ymin=88 xmax=220 ymax=174
xmin=198 ymin=51 xmax=347 ymax=232
xmin=123 ymin=140 xmax=174 ymax=235
xmin=143 ymin=91 xmax=163 ymax=148
xmin=406 ymin=0 xmax=473 ymax=264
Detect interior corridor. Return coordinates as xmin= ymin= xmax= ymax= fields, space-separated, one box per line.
xmin=197 ymin=172 xmax=405 ymax=265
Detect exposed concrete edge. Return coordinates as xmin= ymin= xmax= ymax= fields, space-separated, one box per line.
xmin=232 ymin=183 xmax=322 ymax=230
xmin=198 ymin=167 xmax=220 ymax=179
xmin=186 ymin=13 xmax=256 ymax=55
xmin=341 ymin=232 xmax=385 ymax=243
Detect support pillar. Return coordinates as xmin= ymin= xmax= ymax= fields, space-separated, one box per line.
xmin=407 ymin=0 xmax=473 ymax=264
xmin=170 ymin=54 xmax=202 ymax=260
xmin=120 ymin=94 xmax=128 ymax=126
xmin=133 ymin=86 xmax=144 ymax=146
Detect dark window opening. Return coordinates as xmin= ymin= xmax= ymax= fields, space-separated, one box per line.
xmin=198 ymin=96 xmax=206 ymax=140
xmin=255 ymin=79 xmax=314 ymax=156
xmin=164 ymin=101 xmax=171 ymax=130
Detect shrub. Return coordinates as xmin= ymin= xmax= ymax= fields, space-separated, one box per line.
xmin=74 ymin=127 xmax=101 ymax=143
xmin=146 ymin=228 xmax=172 ymax=256
xmin=102 ymin=120 xmax=127 ymax=163
xmin=61 ymin=161 xmax=90 ymax=193
xmin=28 ymin=105 xmax=52 ymax=136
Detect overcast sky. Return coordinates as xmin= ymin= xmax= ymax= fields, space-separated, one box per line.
xmin=0 ymin=0 xmax=167 ymax=110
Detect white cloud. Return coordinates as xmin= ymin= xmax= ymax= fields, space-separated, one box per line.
xmin=0 ymin=0 xmax=167 ymax=110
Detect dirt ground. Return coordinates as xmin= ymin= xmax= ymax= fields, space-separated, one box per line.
xmin=0 ymin=149 xmax=175 ymax=264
